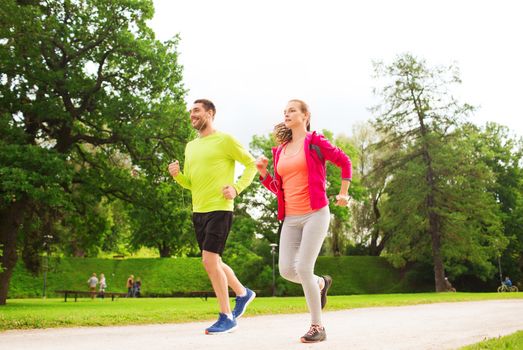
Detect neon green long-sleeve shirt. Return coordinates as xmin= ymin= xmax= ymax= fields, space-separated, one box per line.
xmin=174 ymin=131 xmax=256 ymax=213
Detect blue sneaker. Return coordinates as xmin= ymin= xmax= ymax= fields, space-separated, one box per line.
xmin=232 ymin=287 xmax=256 ymax=319
xmin=205 ymin=313 xmax=237 ymax=334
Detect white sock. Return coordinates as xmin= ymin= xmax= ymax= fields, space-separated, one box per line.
xmin=237 ymin=288 xmax=247 ymax=297
xmin=225 ymin=313 xmax=234 ymax=320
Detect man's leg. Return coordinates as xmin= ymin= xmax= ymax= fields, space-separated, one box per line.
xmin=221 ymin=260 xmax=246 ymax=296
xmin=222 ymin=258 xmax=256 ymax=319
xmin=202 ymin=250 xmax=231 ymax=314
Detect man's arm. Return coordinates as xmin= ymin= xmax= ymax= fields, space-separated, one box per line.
xmin=227 ymin=135 xmax=257 ymax=195
xmin=174 ymin=172 xmax=192 ymax=190
xmin=168 ymin=160 xmax=192 ymax=190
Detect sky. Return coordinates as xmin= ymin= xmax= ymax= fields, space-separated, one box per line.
xmin=148 ymin=0 xmax=523 ymax=148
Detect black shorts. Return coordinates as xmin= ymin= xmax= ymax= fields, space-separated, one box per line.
xmin=192 ymin=211 xmax=233 ymax=255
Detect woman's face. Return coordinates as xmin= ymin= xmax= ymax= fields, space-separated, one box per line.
xmin=284 ymin=101 xmax=308 ymax=130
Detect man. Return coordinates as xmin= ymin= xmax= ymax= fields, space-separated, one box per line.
xmin=168 ymin=99 xmax=257 ymax=334
xmin=87 ymin=273 xmax=98 ymax=299
xmin=126 ymin=275 xmax=134 ymax=297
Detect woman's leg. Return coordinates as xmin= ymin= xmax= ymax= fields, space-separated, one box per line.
xmin=295 ymin=206 xmax=330 ymax=326
xmin=278 ymin=216 xmax=304 ymax=284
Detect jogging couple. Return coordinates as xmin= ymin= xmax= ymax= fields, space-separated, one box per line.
xmin=168 ymin=98 xmax=352 ymax=343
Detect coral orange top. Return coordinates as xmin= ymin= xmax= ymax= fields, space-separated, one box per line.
xmin=276 ymin=144 xmax=313 ymax=215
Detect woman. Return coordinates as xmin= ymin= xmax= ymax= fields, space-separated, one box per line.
xmin=99 ymin=273 xmax=107 ymax=295
xmin=256 ymin=99 xmax=352 ymax=343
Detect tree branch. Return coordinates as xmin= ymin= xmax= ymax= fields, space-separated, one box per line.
xmin=72 ymin=133 xmax=119 ymax=145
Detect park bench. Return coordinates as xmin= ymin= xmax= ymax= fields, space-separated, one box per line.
xmin=183 ymin=291 xmax=219 ymax=301
xmin=55 ymin=290 xmax=128 ymax=302
xmin=173 ymin=290 xmax=261 ymax=301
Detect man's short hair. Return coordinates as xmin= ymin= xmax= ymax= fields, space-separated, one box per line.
xmin=194 ymin=99 xmax=216 ymax=116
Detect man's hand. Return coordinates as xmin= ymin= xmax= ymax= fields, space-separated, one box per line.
xmin=222 ymin=185 xmax=237 ymax=200
xmin=255 ymin=155 xmax=269 ymax=177
xmin=168 ymin=160 xmax=180 ymax=177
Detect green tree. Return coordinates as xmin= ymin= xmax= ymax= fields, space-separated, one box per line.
xmin=371 ymin=53 xmax=505 ymax=291
xmin=347 ymin=121 xmax=393 ymax=256
xmin=321 ymin=130 xmax=363 ymax=256
xmin=0 ymin=0 xmax=188 ymax=304
xmin=466 ymin=123 xmax=523 ymax=284
xmin=127 ymin=179 xmax=195 ymax=258
xmin=242 ymin=134 xmax=280 ymax=243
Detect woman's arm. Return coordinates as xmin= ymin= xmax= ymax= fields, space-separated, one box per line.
xmin=314 ymin=133 xmax=352 ymax=206
xmin=256 ymin=155 xmax=278 ymax=195
xmin=335 ymin=179 xmax=351 ymax=206
xmin=315 ymin=133 xmax=352 ymax=181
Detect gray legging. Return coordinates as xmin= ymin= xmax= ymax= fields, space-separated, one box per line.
xmin=278 ymin=206 xmax=330 ymax=325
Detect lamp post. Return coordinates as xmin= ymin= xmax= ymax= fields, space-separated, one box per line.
xmin=42 ymin=234 xmax=53 ymax=299
xmin=498 ymin=254 xmax=503 ymax=284
xmin=270 ymin=243 xmax=278 ymax=297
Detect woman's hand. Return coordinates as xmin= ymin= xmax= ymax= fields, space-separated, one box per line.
xmin=335 ymin=194 xmax=350 ymax=207
xmin=256 ymin=155 xmax=269 ymax=177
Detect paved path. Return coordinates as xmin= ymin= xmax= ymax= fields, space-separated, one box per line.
xmin=2 ymin=300 xmax=523 ymax=350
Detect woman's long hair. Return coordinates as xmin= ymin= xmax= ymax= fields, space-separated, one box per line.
xmin=273 ymin=99 xmax=311 ymax=145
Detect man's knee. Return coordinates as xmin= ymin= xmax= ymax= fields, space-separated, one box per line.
xmin=202 ymin=251 xmax=220 ymax=272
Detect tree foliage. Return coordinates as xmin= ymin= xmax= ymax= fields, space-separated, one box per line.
xmin=0 ymin=0 xmax=189 ymax=304
xmin=347 ymin=122 xmax=392 ymax=255
xmin=465 ymin=123 xmax=523 ymax=283
xmin=321 ymin=130 xmax=364 ymax=256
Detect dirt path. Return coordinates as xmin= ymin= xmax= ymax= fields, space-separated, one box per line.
xmin=2 ymin=299 xmax=523 ymax=350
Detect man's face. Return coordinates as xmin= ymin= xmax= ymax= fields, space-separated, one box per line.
xmin=189 ymin=103 xmax=212 ymax=130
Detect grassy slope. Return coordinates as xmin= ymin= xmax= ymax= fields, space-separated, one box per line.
xmin=9 ymin=256 xmax=428 ymax=298
xmin=9 ymin=257 xmax=212 ymax=298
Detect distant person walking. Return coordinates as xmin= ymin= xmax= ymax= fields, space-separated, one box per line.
xmin=99 ymin=273 xmax=107 ymax=297
xmin=256 ymin=99 xmax=352 ymax=343
xmin=133 ymin=277 xmax=142 ymax=297
xmin=168 ymin=99 xmax=257 ymax=334
xmin=87 ymin=273 xmax=99 ymax=299
xmin=126 ymin=275 xmax=134 ymax=297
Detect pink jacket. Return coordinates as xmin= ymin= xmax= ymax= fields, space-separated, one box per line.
xmin=260 ymin=131 xmax=352 ymax=220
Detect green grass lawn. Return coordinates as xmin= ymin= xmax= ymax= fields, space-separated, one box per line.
xmin=460 ymin=331 xmax=523 ymax=349
xmin=1 ymin=292 xmax=522 ymax=331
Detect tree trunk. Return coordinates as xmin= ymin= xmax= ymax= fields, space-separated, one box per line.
xmin=0 ymin=200 xmax=26 ymax=305
xmin=67 ymin=238 xmax=86 ymax=257
xmin=331 ymin=218 xmax=342 ymax=256
xmin=369 ymin=192 xmax=386 ymax=256
xmin=430 ymin=223 xmax=446 ymax=292
xmin=424 ymin=151 xmax=446 ymax=292
xmin=369 ymin=230 xmax=390 ymax=256
xmin=158 ymin=242 xmax=171 ymax=258
xmin=413 ymin=87 xmax=447 ymax=293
